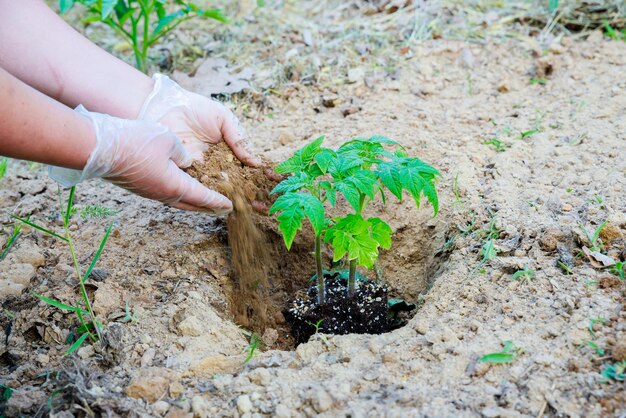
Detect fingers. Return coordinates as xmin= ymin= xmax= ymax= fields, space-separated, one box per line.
xmin=168 ymin=161 xmax=233 ymax=214
xmin=168 ymin=132 xmax=193 ymax=169
xmin=216 ymin=103 xmax=262 ymax=167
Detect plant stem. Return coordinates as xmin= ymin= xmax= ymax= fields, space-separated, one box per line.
xmin=141 ymin=3 xmax=151 ymax=73
xmin=66 ymin=230 xmax=100 ymax=342
xmin=315 ymin=234 xmax=325 ymax=305
xmin=347 ymin=259 xmax=357 ymax=297
xmin=347 ymin=193 xmax=366 ymax=297
xmin=129 ymin=16 xmax=146 ymax=72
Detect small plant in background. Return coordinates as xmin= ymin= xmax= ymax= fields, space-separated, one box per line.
xmin=603 ymin=20 xmax=626 ymax=42
xmin=77 ymin=205 xmax=121 ymax=221
xmin=479 ymin=341 xmax=520 ymax=364
xmin=121 ymin=301 xmax=138 ymax=323
xmin=611 ymin=261 xmax=624 ymax=280
xmin=0 ymin=383 xmax=13 ymax=402
xmin=0 ymin=222 xmax=22 ymax=262
xmin=511 ymin=266 xmax=535 ymax=283
xmin=11 ymin=186 xmax=114 ymax=355
xmin=580 ymin=341 xmax=604 ymax=356
xmin=580 ymin=220 xmax=607 ymax=252
xmin=483 ymin=137 xmax=509 ymax=152
xmin=60 ymin=0 xmax=227 ymax=72
xmin=241 ymin=330 xmax=263 ymax=364
xmin=520 ymin=129 xmax=539 ymax=139
xmin=600 ymin=361 xmax=626 ymax=382
xmin=588 ymin=317 xmax=606 ymax=339
xmin=0 ymin=157 xmax=8 ymax=180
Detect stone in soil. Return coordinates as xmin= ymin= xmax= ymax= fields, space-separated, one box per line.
xmin=285 ymin=273 xmax=389 ymax=344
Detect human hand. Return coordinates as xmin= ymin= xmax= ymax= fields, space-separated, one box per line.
xmin=138 ymin=74 xmax=261 ymax=166
xmin=49 ymin=106 xmax=233 ymax=214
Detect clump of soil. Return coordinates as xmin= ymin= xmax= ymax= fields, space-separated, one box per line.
xmin=186 ymin=143 xmax=279 ymax=330
xmin=285 ymin=273 xmax=389 ymax=345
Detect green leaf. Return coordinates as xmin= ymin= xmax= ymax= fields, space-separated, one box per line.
xmin=520 ymin=129 xmax=539 ymax=139
xmin=10 ymin=215 xmax=68 ymax=242
xmin=76 ymin=321 xmax=102 ymax=335
xmin=314 ymin=148 xmax=337 ymax=174
xmin=270 ymin=172 xmax=311 ymax=195
xmin=33 ymin=293 xmax=87 ymax=314
xmin=376 ymin=162 xmax=403 ymax=200
xmin=64 ymin=186 xmax=76 ymax=226
xmin=479 ymin=340 xmax=519 ymax=363
xmin=0 ymin=384 xmax=13 ymax=402
xmin=478 ymin=353 xmax=516 ymax=363
xmin=328 ymin=151 xmax=363 ymax=179
xmin=324 ymin=215 xmax=380 ymax=269
xmin=275 ymin=136 xmax=324 ymax=174
xmin=117 ymin=7 xmax=136 ymax=25
xmin=101 ymin=0 xmax=117 ymax=19
xmin=82 ymin=222 xmax=114 ymax=283
xmin=319 ymin=181 xmax=336 ymax=206
xmin=153 ymin=10 xmax=187 ymax=35
xmin=269 ymin=192 xmax=325 ymax=248
xmin=334 ymin=181 xmax=360 ymax=211
xmin=0 ymin=157 xmax=8 ymax=179
xmin=302 ymin=197 xmax=325 ymax=237
xmin=197 ymin=7 xmax=228 ymax=22
xmin=274 ymin=205 xmax=304 ymax=250
xmin=368 ymin=135 xmax=402 ymax=146
xmin=345 ymin=170 xmax=377 ymax=199
xmin=368 ymin=218 xmax=392 ymax=249
xmin=397 ymin=161 xmax=440 ymax=215
xmin=548 ymin=0 xmax=558 ymax=13
xmin=155 ymin=2 xmax=166 ymax=18
xmin=59 ymin=0 xmax=75 ymax=14
xmin=65 ymin=332 xmax=89 ymax=356
xmin=80 ymin=14 xmax=104 ymax=23
xmin=481 ymin=239 xmax=497 ymax=261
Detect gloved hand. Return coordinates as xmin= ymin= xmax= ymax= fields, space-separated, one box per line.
xmin=137 ymin=74 xmax=261 ymax=166
xmin=49 ymin=105 xmax=233 ymax=214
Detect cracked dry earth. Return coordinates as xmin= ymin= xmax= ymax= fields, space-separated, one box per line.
xmin=1 ymin=35 xmax=626 ymax=417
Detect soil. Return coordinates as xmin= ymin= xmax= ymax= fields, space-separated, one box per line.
xmin=1 ymin=32 xmax=626 ymax=417
xmin=186 ymin=143 xmax=278 ymax=331
xmin=286 ymin=273 xmax=390 ymax=344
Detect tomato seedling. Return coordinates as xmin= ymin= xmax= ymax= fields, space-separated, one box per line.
xmin=270 ymin=135 xmax=440 ymax=307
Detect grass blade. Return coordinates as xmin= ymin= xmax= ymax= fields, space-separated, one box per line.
xmin=0 ymin=157 xmax=8 ymax=179
xmin=65 ymin=332 xmax=88 ymax=356
xmin=592 ymin=221 xmax=607 ymax=246
xmin=10 ymin=215 xmax=67 ymax=242
xmin=0 ymin=227 xmax=21 ymax=262
xmin=64 ymin=186 xmax=76 ymax=227
xmin=479 ymin=353 xmax=516 ymax=363
xmin=82 ymin=221 xmax=114 ymax=283
xmin=33 ymin=293 xmax=86 ymax=313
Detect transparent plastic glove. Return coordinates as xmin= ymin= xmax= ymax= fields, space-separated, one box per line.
xmin=138 ymin=74 xmax=261 ymax=166
xmin=49 ymin=105 xmax=233 ymax=214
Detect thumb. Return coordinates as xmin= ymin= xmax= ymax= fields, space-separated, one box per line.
xmin=168 ymin=132 xmax=193 ymax=169
xmin=167 ymin=161 xmax=233 ymax=213
xmin=217 ymin=104 xmax=262 ymax=167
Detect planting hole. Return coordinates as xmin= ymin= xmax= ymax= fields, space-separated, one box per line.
xmin=188 ymin=143 xmax=452 ymax=349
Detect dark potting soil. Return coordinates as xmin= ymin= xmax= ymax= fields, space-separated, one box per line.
xmin=285 ymin=273 xmax=390 ymax=345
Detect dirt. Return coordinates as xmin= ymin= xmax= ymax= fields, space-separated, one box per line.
xmin=286 ymin=273 xmax=389 ymax=344
xmin=186 ymin=143 xmax=276 ymax=331
xmin=1 ymin=32 xmax=626 ymax=418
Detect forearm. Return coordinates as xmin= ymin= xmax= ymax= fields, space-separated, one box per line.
xmin=0 ymin=0 xmax=152 ymax=119
xmin=0 ymin=67 xmax=95 ymax=169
